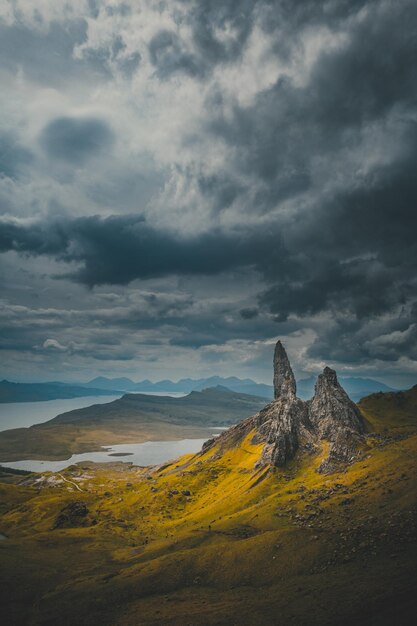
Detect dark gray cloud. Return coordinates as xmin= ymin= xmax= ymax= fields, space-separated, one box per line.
xmin=0 ymin=275 xmax=279 ymax=368
xmin=188 ymin=0 xmax=417 ymax=365
xmin=1 ymin=0 xmax=416 ymax=382
xmin=82 ymin=32 xmax=141 ymax=79
xmin=205 ymin=2 xmax=417 ymax=206
xmin=148 ymin=1 xmax=255 ymax=80
xmin=39 ymin=117 xmax=114 ymax=163
xmin=118 ymin=51 xmax=141 ymax=77
xmin=149 ymin=30 xmax=203 ymax=79
xmin=0 ymin=18 xmax=109 ymax=85
xmin=259 ymin=134 xmax=417 ymax=319
xmin=306 ymin=306 xmax=417 ymax=366
xmin=188 ymin=0 xmax=254 ymax=66
xmin=0 ymin=132 xmax=33 ymax=179
xmin=240 ymin=307 xmax=259 ymax=320
xmin=0 ymin=214 xmax=278 ymax=285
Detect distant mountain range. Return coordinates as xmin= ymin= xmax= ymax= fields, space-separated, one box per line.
xmin=81 ymin=375 xmax=397 ymax=402
xmin=83 ymin=375 xmax=274 ymax=398
xmin=0 ymin=380 xmax=119 ymax=403
xmin=0 ymin=374 xmax=398 ymax=403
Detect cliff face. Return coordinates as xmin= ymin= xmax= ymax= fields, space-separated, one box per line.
xmin=203 ymin=340 xmax=366 ymax=473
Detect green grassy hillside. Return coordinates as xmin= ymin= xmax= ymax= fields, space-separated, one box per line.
xmin=359 ymin=384 xmax=417 ymax=433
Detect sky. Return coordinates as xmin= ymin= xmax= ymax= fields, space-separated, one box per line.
xmin=0 ymin=0 xmax=416 ymax=387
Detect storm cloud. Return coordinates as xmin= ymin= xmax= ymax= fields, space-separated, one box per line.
xmin=0 ymin=0 xmax=416 ymax=384
xmin=40 ymin=117 xmax=114 ymax=163
xmin=0 ymin=132 xmax=33 ymax=179
xmin=0 ymin=215 xmax=278 ymax=285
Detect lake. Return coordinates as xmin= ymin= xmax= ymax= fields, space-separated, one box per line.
xmin=1 ymin=437 xmax=217 ymax=473
xmin=0 ymin=392 xmax=223 ymax=473
xmin=0 ymin=395 xmax=123 ymax=432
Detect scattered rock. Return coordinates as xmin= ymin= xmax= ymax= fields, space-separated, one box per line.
xmin=53 ymin=501 xmax=89 ymax=529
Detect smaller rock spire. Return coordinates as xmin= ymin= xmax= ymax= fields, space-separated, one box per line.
xmin=273 ymin=340 xmax=296 ymax=399
xmin=310 ymin=366 xmax=365 ymax=437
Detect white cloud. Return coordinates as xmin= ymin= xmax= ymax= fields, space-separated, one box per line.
xmin=43 ymin=338 xmax=68 ymax=351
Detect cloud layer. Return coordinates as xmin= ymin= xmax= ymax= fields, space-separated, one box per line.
xmin=0 ymin=0 xmax=416 ymax=384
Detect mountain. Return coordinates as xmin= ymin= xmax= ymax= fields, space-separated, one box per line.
xmin=0 ymin=387 xmax=266 ymax=462
xmin=82 ymin=376 xmax=139 ymax=391
xmin=0 ymin=380 xmax=119 ymax=403
xmin=51 ymin=386 xmax=265 ymax=428
xmin=0 ymin=342 xmax=416 ymax=626
xmin=190 ymin=376 xmax=273 ymax=398
xmin=135 ymin=378 xmax=193 ymax=392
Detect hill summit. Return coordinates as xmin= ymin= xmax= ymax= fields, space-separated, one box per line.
xmin=203 ymin=341 xmax=365 ymax=473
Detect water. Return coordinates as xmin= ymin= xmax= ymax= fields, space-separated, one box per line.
xmin=0 ymin=437 xmax=219 ymax=473
xmin=0 ymin=395 xmax=122 ymax=432
xmin=0 ymin=392 xmax=189 ymax=432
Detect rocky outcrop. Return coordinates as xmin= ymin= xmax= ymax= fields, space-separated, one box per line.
xmin=309 ymin=367 xmax=365 ymax=437
xmin=273 ymin=340 xmax=297 ymax=399
xmin=202 ymin=340 xmax=366 ymax=473
xmin=256 ymin=395 xmax=314 ymax=467
xmin=309 ymin=367 xmax=365 ymax=473
xmin=53 ymin=501 xmax=89 ymax=529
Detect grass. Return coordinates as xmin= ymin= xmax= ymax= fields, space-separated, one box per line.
xmin=0 ymin=391 xmax=416 ymax=625
xmin=358 ymin=384 xmax=417 ymax=433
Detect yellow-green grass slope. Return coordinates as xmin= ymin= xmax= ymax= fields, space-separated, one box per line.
xmin=0 ymin=388 xmax=416 ymax=626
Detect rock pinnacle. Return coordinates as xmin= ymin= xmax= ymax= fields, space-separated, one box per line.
xmin=273 ymin=341 xmax=296 ymax=399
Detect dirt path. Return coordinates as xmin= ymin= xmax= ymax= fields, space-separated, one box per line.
xmin=57 ymin=473 xmax=84 ymax=492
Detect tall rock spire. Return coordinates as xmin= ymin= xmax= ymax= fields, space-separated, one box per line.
xmin=255 ymin=340 xmax=309 ymax=467
xmin=273 ymin=341 xmax=296 ymax=399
